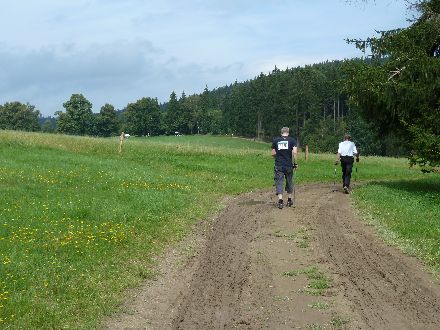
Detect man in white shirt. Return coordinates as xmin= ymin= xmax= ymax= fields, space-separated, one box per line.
xmin=335 ymin=134 xmax=359 ymax=194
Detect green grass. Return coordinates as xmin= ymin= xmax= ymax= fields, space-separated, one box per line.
xmin=294 ymin=228 xmax=311 ymax=249
xmin=308 ymin=301 xmax=330 ymax=310
xmin=330 ymin=316 xmax=350 ymax=328
xmin=0 ymin=132 xmax=276 ymax=328
xmin=303 ymin=266 xmax=331 ymax=296
xmin=281 ymin=266 xmax=331 ymax=296
xmin=0 ymin=130 xmax=438 ymax=328
xmin=281 ymin=270 xmax=297 ymax=277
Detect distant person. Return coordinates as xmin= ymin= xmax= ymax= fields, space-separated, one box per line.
xmin=272 ymin=127 xmax=298 ymax=209
xmin=335 ymin=134 xmax=359 ymax=194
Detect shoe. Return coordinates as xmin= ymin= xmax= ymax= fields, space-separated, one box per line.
xmin=277 ymin=199 xmax=284 ymax=209
xmin=343 ymin=186 xmax=349 ymax=194
xmin=287 ymin=199 xmax=293 ymax=207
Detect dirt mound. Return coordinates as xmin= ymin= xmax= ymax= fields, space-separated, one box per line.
xmin=103 ymin=184 xmax=440 ymax=329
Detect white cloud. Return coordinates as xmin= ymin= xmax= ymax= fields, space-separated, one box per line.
xmin=0 ymin=0 xmax=412 ymax=116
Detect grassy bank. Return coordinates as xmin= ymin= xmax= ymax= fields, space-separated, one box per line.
xmin=352 ymin=177 xmax=440 ymax=277
xmin=0 ymin=131 xmax=436 ymax=328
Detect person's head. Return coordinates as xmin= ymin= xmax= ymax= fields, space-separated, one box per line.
xmin=281 ymin=127 xmax=289 ymax=136
xmin=344 ymin=133 xmax=351 ymax=141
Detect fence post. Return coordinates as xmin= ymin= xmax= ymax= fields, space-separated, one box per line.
xmin=119 ymin=132 xmax=125 ymax=153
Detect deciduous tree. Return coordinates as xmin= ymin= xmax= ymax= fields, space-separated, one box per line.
xmin=57 ymin=94 xmax=95 ymax=135
xmin=124 ymin=97 xmax=161 ymax=136
xmin=96 ymin=103 xmax=120 ymax=137
xmin=0 ymin=102 xmax=41 ymax=131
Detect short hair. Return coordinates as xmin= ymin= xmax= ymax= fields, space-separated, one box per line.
xmin=344 ymin=134 xmax=351 ymax=141
xmin=281 ymin=127 xmax=289 ymax=135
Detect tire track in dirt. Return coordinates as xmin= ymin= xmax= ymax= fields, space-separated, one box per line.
xmin=171 ymin=192 xmax=273 ymax=329
xmin=103 ymin=184 xmax=440 ymax=329
xmin=299 ymin=184 xmax=440 ymax=329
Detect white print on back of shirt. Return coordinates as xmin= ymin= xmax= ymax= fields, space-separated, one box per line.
xmin=278 ymin=141 xmax=288 ymax=150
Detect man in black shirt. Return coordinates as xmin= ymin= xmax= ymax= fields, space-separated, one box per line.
xmin=272 ymin=127 xmax=298 ymax=209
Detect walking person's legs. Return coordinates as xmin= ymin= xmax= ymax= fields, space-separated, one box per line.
xmin=341 ymin=161 xmax=347 ymax=188
xmin=284 ymin=167 xmax=294 ymax=207
xmin=340 ymin=159 xmax=348 ymax=193
xmin=274 ymin=166 xmax=285 ymax=208
xmin=344 ymin=161 xmax=353 ymax=189
xmin=341 ymin=157 xmax=354 ymax=193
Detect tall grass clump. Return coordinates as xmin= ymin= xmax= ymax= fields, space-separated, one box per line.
xmin=0 ymin=130 xmax=431 ymax=328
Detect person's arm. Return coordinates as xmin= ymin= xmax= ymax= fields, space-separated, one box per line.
xmin=335 ymin=142 xmax=342 ymax=164
xmin=353 ymin=143 xmax=359 ymax=162
xmin=292 ymin=146 xmax=298 ymax=168
xmin=271 ymin=139 xmax=277 ymax=157
xmin=335 ymin=152 xmax=341 ymax=165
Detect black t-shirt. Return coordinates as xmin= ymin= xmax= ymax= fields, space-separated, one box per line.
xmin=272 ymin=136 xmax=297 ymax=167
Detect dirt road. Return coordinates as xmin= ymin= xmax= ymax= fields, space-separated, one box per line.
xmin=104 ymin=184 xmax=440 ymax=329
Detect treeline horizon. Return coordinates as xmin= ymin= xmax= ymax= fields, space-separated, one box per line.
xmin=0 ymin=58 xmax=402 ymax=157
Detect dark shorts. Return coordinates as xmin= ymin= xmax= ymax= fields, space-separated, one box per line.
xmin=274 ymin=166 xmax=293 ymax=194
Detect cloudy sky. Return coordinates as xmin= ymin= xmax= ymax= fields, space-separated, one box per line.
xmin=0 ymin=0 xmax=412 ymax=116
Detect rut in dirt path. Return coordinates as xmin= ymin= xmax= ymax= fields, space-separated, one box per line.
xmin=103 ymin=184 xmax=440 ymax=330
xmin=297 ymin=185 xmax=440 ymax=329
xmin=172 ymin=194 xmax=273 ymax=329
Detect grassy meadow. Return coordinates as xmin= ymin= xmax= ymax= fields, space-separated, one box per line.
xmin=0 ymin=130 xmax=438 ymax=328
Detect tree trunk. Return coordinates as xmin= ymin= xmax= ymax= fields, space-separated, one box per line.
xmin=256 ymin=112 xmax=262 ymax=139
xmin=337 ymin=95 xmax=340 ymax=119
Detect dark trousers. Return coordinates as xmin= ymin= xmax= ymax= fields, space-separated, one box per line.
xmin=340 ymin=156 xmax=354 ymax=188
xmin=274 ymin=166 xmax=293 ymax=195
